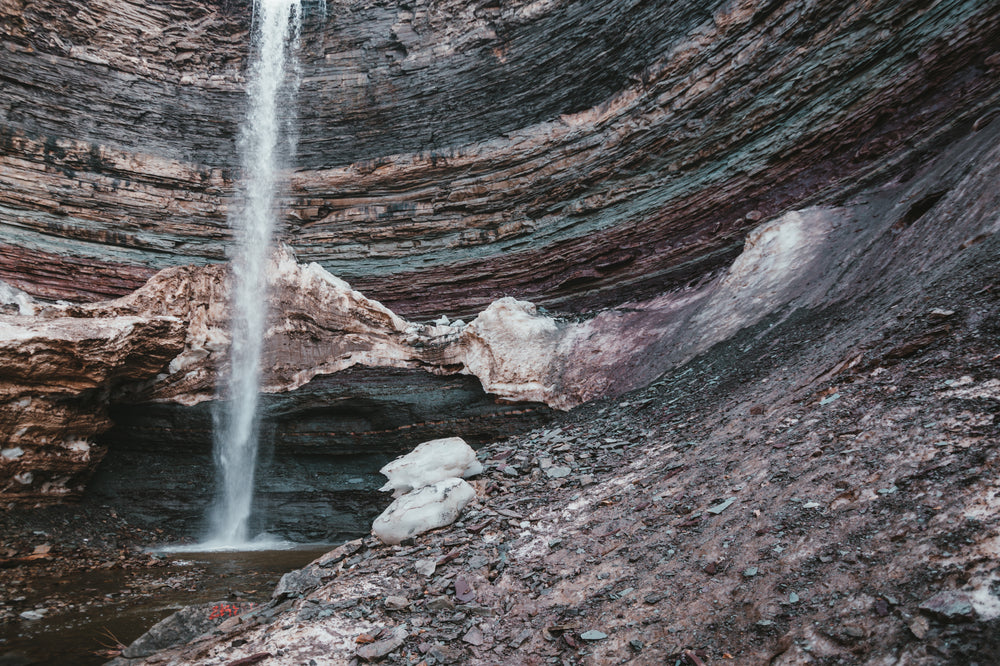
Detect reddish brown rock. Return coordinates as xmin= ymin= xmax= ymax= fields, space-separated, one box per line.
xmin=0 ymin=311 xmax=184 ymax=502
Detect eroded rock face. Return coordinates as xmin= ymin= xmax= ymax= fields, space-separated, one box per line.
xmin=2 ymin=0 xmax=997 ymax=316
xmin=0 ymin=309 xmax=184 ymax=502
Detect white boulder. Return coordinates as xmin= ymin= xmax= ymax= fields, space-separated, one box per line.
xmin=379 ymin=437 xmax=483 ymax=498
xmin=372 ymin=478 xmax=477 ymax=545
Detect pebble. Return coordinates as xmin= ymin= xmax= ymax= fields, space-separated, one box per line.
xmin=546 ymin=466 xmax=572 ymax=479
xmin=580 ymin=630 xmax=608 ymax=641
xmin=426 ymin=596 xmax=454 ymax=611
xmin=909 ymin=615 xmax=931 ymax=639
xmin=454 ymin=576 xmax=476 ymax=603
xmin=414 ymin=558 xmax=436 ymax=577
xmin=706 ymin=497 xmax=736 ymax=514
xmin=509 ymin=628 xmax=532 ymax=648
xmin=19 ymin=609 xmax=46 ymax=621
xmin=462 ymin=626 xmax=485 ymax=646
xmin=384 ymin=596 xmax=409 ymax=610
xmin=356 ymin=625 xmax=408 ymax=662
xmin=743 ymin=567 xmax=759 ymax=577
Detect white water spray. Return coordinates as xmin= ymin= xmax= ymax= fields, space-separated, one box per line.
xmin=206 ymin=0 xmax=302 ymax=548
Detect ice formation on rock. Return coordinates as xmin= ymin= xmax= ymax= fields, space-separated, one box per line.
xmin=378 ymin=437 xmax=483 ymax=498
xmin=372 ymin=478 xmax=477 ymax=545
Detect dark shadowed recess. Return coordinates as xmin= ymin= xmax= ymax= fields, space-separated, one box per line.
xmin=92 ymin=367 xmax=552 ymax=541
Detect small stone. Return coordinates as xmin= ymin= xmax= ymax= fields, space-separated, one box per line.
xmin=19 ymin=610 xmax=46 ymax=621
xmin=414 ymin=558 xmax=436 ymax=577
xmin=428 ymin=644 xmax=462 ymax=664
xmin=820 ymin=393 xmax=841 ymax=405
xmin=426 ymin=596 xmax=455 ymax=611
xmin=356 ymin=625 xmax=408 ymax=661
xmin=743 ymin=567 xmax=759 ymax=578
xmin=629 ymin=639 xmax=644 ymax=651
xmin=384 ymin=596 xmax=409 ymax=610
xmin=546 ymin=466 xmax=572 ymax=479
xmin=802 ymin=501 xmax=821 ymax=509
xmin=877 ymin=485 xmax=898 ymax=495
xmin=467 ymin=554 xmax=489 ymax=569
xmin=706 ymin=497 xmax=736 ymax=515
xmin=578 ymin=474 xmax=595 ymax=486
xmin=509 ymin=628 xmax=532 ymax=648
xmin=919 ymin=591 xmax=977 ymax=622
xmin=462 ymin=626 xmax=485 ymax=646
xmin=454 ymin=576 xmax=476 ymax=603
xmin=580 ymin=630 xmax=608 ymax=641
xmin=703 ymin=562 xmax=718 ymax=575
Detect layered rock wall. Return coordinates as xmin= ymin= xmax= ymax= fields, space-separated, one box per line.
xmin=0 ymin=311 xmax=184 ymax=501
xmin=2 ymin=0 xmax=997 ymax=315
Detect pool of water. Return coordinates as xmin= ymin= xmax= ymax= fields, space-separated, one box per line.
xmin=0 ymin=545 xmax=334 ymax=666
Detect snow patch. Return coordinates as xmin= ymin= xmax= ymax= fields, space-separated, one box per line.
xmin=378 ymin=437 xmax=483 ymax=498
xmin=686 ymin=208 xmax=835 ymax=355
xmin=462 ymin=297 xmax=562 ymax=404
xmin=372 ymin=478 xmax=477 ymax=545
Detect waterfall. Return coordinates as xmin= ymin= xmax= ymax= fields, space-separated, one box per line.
xmin=206 ymin=0 xmax=302 ymax=547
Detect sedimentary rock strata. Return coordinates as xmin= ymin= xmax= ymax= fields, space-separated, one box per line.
xmin=2 ymin=0 xmax=997 ymax=316
xmin=0 ymin=309 xmax=184 ymax=502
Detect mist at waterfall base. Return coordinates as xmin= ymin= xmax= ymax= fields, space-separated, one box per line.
xmin=202 ymin=0 xmax=303 ymax=551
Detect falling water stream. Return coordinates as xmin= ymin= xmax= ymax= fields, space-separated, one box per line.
xmin=206 ymin=0 xmax=303 ymax=548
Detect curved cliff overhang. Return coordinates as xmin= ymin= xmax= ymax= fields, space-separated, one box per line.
xmin=1 ymin=0 xmax=998 ymax=316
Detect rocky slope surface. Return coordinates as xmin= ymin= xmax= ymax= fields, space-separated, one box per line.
xmin=106 ymin=147 xmax=1000 ymax=664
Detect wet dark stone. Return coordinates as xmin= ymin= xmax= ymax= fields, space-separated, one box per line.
xmin=118 ymin=602 xmax=220 ymax=659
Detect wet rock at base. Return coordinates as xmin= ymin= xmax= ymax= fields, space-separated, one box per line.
xmin=273 ymin=565 xmax=324 ymax=600
xmin=117 ymin=601 xmax=222 ymax=659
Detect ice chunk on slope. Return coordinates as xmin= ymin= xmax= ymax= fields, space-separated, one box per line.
xmin=372 ymin=478 xmax=477 ymax=545
xmin=379 ymin=437 xmax=483 ymax=498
